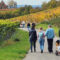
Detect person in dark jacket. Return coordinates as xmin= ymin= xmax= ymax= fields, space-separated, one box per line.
xmin=29 ymin=23 xmax=37 ymax=52
xmin=27 ymin=23 xmax=30 ymax=31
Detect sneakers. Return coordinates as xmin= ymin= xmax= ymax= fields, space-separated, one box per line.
xmin=49 ymin=50 xmax=53 ymax=53
xmin=34 ymin=49 xmax=36 ymax=52
xmin=41 ymin=50 xmax=43 ymax=53
xmin=31 ymin=50 xmax=33 ymax=53
xmin=31 ymin=50 xmax=36 ymax=53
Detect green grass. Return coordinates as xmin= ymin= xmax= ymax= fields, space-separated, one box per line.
xmin=49 ymin=17 xmax=60 ymax=27
xmin=36 ymin=24 xmax=48 ymax=30
xmin=36 ymin=23 xmax=59 ymax=36
xmin=0 ymin=29 xmax=29 ymax=60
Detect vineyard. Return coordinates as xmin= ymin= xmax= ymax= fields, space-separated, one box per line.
xmin=9 ymin=6 xmax=60 ymax=23
xmin=0 ymin=6 xmax=60 ymax=42
xmin=0 ymin=9 xmax=17 ymax=11
xmin=0 ymin=20 xmax=19 ymax=42
xmin=0 ymin=9 xmax=19 ymax=19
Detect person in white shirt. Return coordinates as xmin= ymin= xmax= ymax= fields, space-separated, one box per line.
xmin=22 ymin=21 xmax=25 ymax=28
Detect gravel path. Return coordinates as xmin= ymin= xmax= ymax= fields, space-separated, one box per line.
xmin=20 ymin=28 xmax=60 ymax=60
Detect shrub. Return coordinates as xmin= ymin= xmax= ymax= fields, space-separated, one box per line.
xmin=0 ymin=20 xmax=20 ymax=41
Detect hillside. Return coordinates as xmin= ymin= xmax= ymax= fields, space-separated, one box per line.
xmin=8 ymin=6 xmax=60 ymax=23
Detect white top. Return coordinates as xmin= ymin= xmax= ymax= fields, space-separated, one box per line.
xmin=22 ymin=21 xmax=25 ymax=24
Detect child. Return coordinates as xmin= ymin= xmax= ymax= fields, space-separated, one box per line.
xmin=38 ymin=27 xmax=45 ymax=53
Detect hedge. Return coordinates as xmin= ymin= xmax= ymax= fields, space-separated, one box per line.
xmin=0 ymin=20 xmax=20 ymax=42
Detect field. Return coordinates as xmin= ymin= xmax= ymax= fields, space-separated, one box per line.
xmin=0 ymin=29 xmax=29 ymax=60
xmin=9 ymin=6 xmax=60 ymax=23
xmin=0 ymin=6 xmax=60 ymax=23
xmin=0 ymin=9 xmax=17 ymax=11
xmin=0 ymin=9 xmax=19 ymax=19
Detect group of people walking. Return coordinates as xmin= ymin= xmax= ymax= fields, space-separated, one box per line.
xmin=29 ymin=23 xmax=55 ymax=53
xmin=20 ymin=21 xmax=55 ymax=53
xmin=20 ymin=21 xmax=31 ymax=31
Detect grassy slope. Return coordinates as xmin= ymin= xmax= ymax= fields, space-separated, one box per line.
xmin=0 ymin=29 xmax=29 ymax=60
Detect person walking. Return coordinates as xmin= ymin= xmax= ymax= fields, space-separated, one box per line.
xmin=27 ymin=23 xmax=31 ymax=31
xmin=22 ymin=21 xmax=25 ymax=28
xmin=29 ymin=23 xmax=37 ymax=52
xmin=45 ymin=25 xmax=55 ymax=53
xmin=38 ymin=27 xmax=45 ymax=53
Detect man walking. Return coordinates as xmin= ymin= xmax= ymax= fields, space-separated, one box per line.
xmin=45 ymin=25 xmax=55 ymax=53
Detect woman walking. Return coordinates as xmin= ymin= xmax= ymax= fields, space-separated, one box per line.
xmin=29 ymin=23 xmax=37 ymax=52
xmin=22 ymin=21 xmax=25 ymax=28
xmin=27 ymin=22 xmax=30 ymax=31
xmin=38 ymin=27 xmax=45 ymax=53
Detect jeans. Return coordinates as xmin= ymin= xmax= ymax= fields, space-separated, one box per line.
xmin=27 ymin=26 xmax=30 ymax=31
xmin=23 ymin=24 xmax=25 ymax=28
xmin=39 ymin=38 xmax=45 ymax=51
xmin=30 ymin=40 xmax=36 ymax=52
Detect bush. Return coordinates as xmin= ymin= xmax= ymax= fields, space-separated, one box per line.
xmin=0 ymin=20 xmax=20 ymax=42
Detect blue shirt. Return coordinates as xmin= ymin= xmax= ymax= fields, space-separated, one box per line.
xmin=45 ymin=28 xmax=55 ymax=39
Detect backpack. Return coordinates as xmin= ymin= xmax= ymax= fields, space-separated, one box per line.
xmin=39 ymin=32 xmax=45 ymax=38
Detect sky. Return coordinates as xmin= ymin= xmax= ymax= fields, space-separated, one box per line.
xmin=0 ymin=0 xmax=50 ymax=5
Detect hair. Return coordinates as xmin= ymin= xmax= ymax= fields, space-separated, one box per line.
xmin=40 ymin=27 xmax=43 ymax=30
xmin=48 ymin=24 xmax=52 ymax=28
xmin=31 ymin=23 xmax=36 ymax=29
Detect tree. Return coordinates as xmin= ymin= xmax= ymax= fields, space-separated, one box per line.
xmin=56 ymin=0 xmax=60 ymax=6
xmin=18 ymin=7 xmax=25 ymax=15
xmin=24 ymin=5 xmax=32 ymax=14
xmin=42 ymin=0 xmax=58 ymax=10
xmin=30 ymin=8 xmax=41 ymax=13
xmin=18 ymin=5 xmax=32 ymax=15
xmin=8 ymin=0 xmax=17 ymax=8
xmin=42 ymin=2 xmax=47 ymax=10
xmin=48 ymin=0 xmax=57 ymax=8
